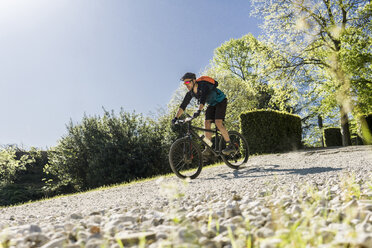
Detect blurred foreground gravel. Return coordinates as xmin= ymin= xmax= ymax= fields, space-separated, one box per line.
xmin=0 ymin=145 xmax=371 ymax=247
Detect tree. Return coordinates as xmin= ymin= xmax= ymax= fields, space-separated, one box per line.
xmin=45 ymin=110 xmax=171 ymax=192
xmin=340 ymin=25 xmax=372 ymax=115
xmin=211 ymin=34 xmax=278 ymax=110
xmin=203 ymin=69 xmax=258 ymax=131
xmin=250 ymin=0 xmax=372 ymax=146
xmin=209 ymin=33 xmax=327 ymax=145
xmin=0 ymin=147 xmax=34 ymax=186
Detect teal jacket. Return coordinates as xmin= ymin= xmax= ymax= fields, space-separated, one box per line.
xmin=180 ymin=82 xmax=226 ymax=110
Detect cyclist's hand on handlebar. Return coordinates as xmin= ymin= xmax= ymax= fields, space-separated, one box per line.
xmin=192 ymin=110 xmax=201 ymax=119
xmin=171 ymin=117 xmax=178 ymax=125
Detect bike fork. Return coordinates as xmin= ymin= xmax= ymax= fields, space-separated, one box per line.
xmin=183 ymin=138 xmax=194 ymax=163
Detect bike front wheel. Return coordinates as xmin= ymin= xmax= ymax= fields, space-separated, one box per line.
xmin=169 ymin=137 xmax=203 ymax=179
xmin=220 ymin=131 xmax=249 ymax=169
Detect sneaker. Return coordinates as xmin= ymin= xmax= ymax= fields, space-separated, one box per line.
xmin=222 ymin=143 xmax=235 ymax=155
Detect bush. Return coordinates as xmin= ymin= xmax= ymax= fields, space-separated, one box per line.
xmin=0 ymin=148 xmax=54 ymax=206
xmin=323 ymin=128 xmax=342 ymax=147
xmin=351 ymin=134 xmax=364 ymax=146
xmin=0 ymin=184 xmax=45 ymax=206
xmin=366 ymin=114 xmax=372 ymax=130
xmin=45 ymin=110 xmax=172 ymax=192
xmin=0 ymin=147 xmax=34 ymax=186
xmin=240 ymin=109 xmax=302 ymax=154
xmin=360 ymin=114 xmax=372 ymax=145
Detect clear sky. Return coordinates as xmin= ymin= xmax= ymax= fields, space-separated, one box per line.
xmin=0 ymin=0 xmax=261 ymax=149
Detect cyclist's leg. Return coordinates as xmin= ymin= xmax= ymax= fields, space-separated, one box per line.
xmin=215 ymin=119 xmax=230 ymax=142
xmin=203 ymin=107 xmax=215 ymax=158
xmin=214 ymin=98 xmax=235 ymax=155
xmin=205 ymin=120 xmax=213 ymax=140
xmin=205 ymin=106 xmax=215 ymax=141
xmin=213 ymin=98 xmax=230 ymax=142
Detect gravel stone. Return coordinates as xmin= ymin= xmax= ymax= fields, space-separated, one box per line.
xmin=0 ymin=146 xmax=370 ymax=247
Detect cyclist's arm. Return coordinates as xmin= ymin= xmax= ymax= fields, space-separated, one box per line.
xmin=176 ymin=92 xmax=192 ymax=118
xmin=197 ymin=104 xmax=204 ymax=111
xmin=176 ymin=104 xmax=203 ymax=118
xmin=175 ymin=108 xmax=184 ymax=118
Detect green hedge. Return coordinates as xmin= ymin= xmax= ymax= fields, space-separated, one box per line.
xmin=323 ymin=128 xmax=342 ymax=147
xmin=351 ymin=135 xmax=364 ymax=146
xmin=240 ymin=110 xmax=302 ymax=154
xmin=360 ymin=114 xmax=372 ymax=145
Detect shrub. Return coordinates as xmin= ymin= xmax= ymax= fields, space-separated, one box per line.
xmin=360 ymin=114 xmax=372 ymax=145
xmin=0 ymin=148 xmax=54 ymax=206
xmin=351 ymin=134 xmax=364 ymax=146
xmin=45 ymin=110 xmax=172 ymax=192
xmin=323 ymin=128 xmax=342 ymax=147
xmin=0 ymin=184 xmax=44 ymax=206
xmin=240 ymin=109 xmax=302 ymax=154
xmin=0 ymin=147 xmax=34 ymax=186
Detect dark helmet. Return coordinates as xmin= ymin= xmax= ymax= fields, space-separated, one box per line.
xmin=180 ymin=72 xmax=196 ymax=81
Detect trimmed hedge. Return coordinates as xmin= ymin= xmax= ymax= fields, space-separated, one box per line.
xmin=360 ymin=114 xmax=372 ymax=145
xmin=323 ymin=128 xmax=342 ymax=147
xmin=366 ymin=114 xmax=372 ymax=129
xmin=240 ymin=110 xmax=302 ymax=154
xmin=351 ymin=135 xmax=364 ymax=146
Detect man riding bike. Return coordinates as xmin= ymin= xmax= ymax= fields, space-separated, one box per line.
xmin=172 ymin=72 xmax=235 ymax=156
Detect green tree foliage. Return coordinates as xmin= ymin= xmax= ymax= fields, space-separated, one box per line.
xmin=210 ymin=34 xmax=281 ymax=111
xmin=203 ymin=69 xmax=258 ymax=131
xmin=207 ymin=33 xmax=324 ymax=145
xmin=340 ymin=25 xmax=372 ymax=115
xmin=44 ymin=110 xmax=171 ymax=192
xmin=250 ymin=0 xmax=371 ymax=146
xmin=0 ymin=147 xmax=34 ymax=186
xmin=212 ymin=34 xmax=259 ymax=82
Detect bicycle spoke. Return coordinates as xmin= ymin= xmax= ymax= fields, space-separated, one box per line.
xmin=220 ymin=131 xmax=249 ymax=169
xmin=169 ymin=137 xmax=203 ymax=179
xmin=175 ymin=160 xmax=185 ymax=171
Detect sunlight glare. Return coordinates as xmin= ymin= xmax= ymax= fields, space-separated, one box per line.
xmin=0 ymin=0 xmax=51 ymax=22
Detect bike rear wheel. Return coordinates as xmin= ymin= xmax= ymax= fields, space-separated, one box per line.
xmin=169 ymin=137 xmax=203 ymax=179
xmin=220 ymin=131 xmax=249 ymax=169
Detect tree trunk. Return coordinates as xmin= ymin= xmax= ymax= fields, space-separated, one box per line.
xmin=318 ymin=115 xmax=324 ymax=147
xmin=340 ymin=105 xmax=351 ymax=146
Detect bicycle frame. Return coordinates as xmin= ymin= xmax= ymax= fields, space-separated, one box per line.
xmin=183 ymin=121 xmax=222 ymax=157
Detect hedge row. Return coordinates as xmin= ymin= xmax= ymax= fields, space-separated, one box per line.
xmin=323 ymin=128 xmax=343 ymax=147
xmin=240 ymin=109 xmax=302 ymax=154
xmin=361 ymin=114 xmax=372 ymax=145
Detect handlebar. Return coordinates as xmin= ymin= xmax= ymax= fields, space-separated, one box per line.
xmin=175 ymin=116 xmax=194 ymax=125
xmin=173 ymin=111 xmax=205 ymax=125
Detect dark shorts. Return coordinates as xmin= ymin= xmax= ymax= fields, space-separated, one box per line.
xmin=205 ymin=98 xmax=227 ymax=121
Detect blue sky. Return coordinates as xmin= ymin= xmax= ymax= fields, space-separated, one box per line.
xmin=0 ymin=0 xmax=261 ymax=149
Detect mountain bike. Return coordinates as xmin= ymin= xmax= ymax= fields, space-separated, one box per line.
xmin=169 ymin=116 xmax=249 ymax=179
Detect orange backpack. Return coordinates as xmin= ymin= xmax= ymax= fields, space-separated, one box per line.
xmin=196 ymin=76 xmax=219 ymax=87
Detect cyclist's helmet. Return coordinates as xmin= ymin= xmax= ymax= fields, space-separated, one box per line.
xmin=180 ymin=72 xmax=196 ymax=81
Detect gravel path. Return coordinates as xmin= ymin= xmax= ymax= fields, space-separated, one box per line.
xmin=1 ymin=145 xmax=371 ymax=247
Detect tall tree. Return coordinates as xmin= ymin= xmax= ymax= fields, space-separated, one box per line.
xmin=210 ymin=33 xmax=325 ymax=145
xmin=211 ymin=34 xmax=278 ymax=110
xmin=251 ymin=0 xmax=372 ymax=146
